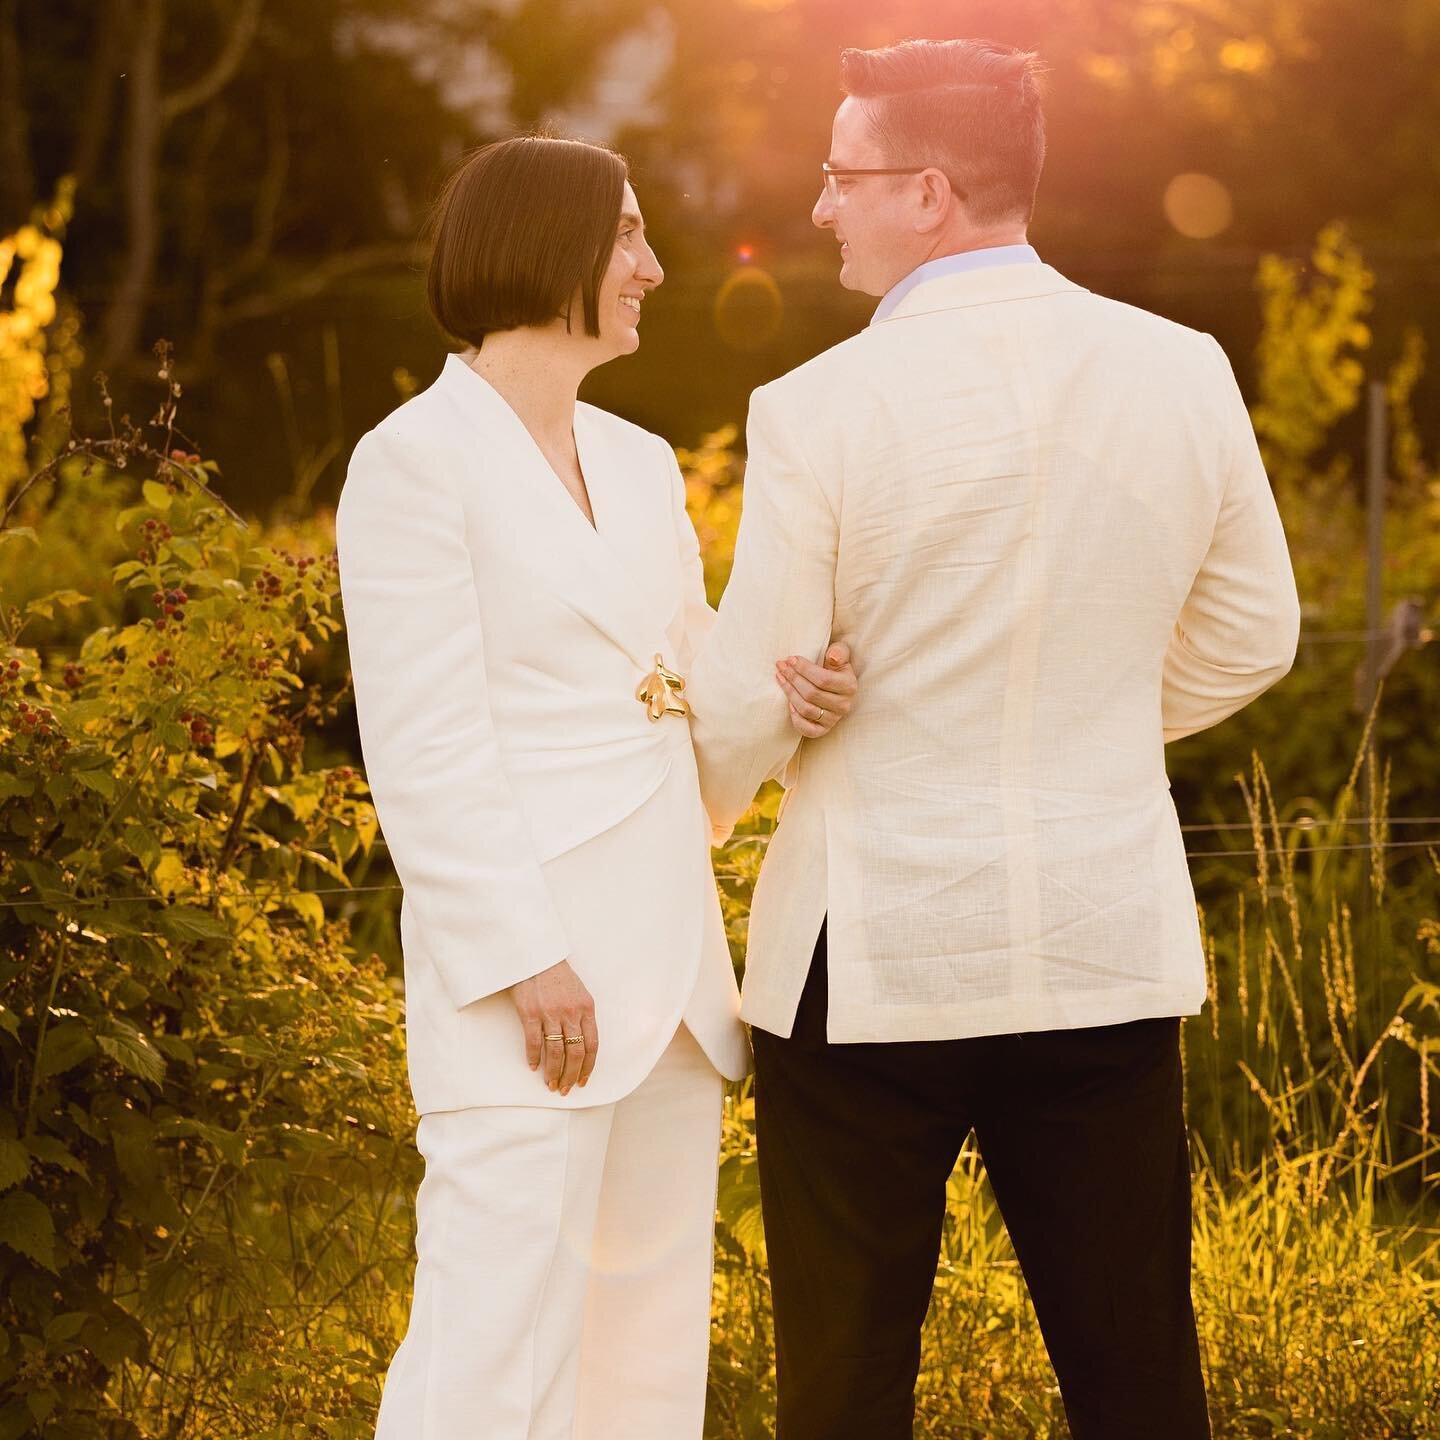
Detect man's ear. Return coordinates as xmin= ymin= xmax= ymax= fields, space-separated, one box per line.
xmin=914 ymin=168 xmax=956 ymax=234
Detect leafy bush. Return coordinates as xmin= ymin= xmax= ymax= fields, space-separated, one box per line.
xmin=0 ymin=352 xmax=412 ymax=1438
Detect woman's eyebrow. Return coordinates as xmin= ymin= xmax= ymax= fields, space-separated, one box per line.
xmin=619 ymin=211 xmax=643 ymax=228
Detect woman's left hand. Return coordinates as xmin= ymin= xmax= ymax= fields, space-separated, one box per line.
xmin=777 ymin=642 xmax=858 ymax=739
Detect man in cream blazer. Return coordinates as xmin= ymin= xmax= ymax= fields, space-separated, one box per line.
xmin=687 ymin=39 xmax=1300 ymax=1440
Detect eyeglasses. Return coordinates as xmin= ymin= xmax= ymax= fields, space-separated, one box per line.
xmin=821 ymin=161 xmax=967 ymax=202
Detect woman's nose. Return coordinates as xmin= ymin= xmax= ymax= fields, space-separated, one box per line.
xmin=638 ymin=243 xmax=664 ymax=288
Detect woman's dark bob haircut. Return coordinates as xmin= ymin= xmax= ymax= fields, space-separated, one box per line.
xmin=425 ymin=135 xmax=629 ymax=348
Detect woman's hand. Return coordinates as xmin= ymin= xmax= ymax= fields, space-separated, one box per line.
xmin=508 ymin=960 xmax=598 ymax=1095
xmin=776 ymin=642 xmax=858 ymax=739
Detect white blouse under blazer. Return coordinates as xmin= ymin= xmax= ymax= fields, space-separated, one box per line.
xmin=335 ymin=353 xmax=750 ymax=1112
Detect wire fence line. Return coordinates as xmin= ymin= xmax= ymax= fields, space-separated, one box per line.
xmin=10 ymin=625 xmax=1419 ymax=654
xmin=363 ymin=817 xmax=1440 ymax=843
xmin=4 ymin=834 xmax=1438 ymax=912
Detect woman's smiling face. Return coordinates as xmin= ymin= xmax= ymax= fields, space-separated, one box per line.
xmin=591 ymin=181 xmax=664 ymax=357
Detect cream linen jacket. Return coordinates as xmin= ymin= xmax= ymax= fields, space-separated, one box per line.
xmin=687 ymin=262 xmax=1301 ymax=1042
xmin=335 ymin=354 xmax=750 ymax=1111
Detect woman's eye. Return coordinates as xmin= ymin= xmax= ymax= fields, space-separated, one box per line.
xmin=620 ymin=228 xmax=636 ymax=241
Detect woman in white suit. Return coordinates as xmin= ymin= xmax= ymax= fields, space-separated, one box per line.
xmin=334 ymin=136 xmax=857 ymax=1439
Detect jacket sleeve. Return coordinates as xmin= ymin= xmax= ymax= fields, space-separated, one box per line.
xmin=1161 ymin=336 xmax=1302 ymax=744
xmin=685 ymin=384 xmax=840 ymax=840
xmin=334 ymin=427 xmax=571 ymax=1007
xmin=658 ymin=433 xmax=718 ymax=672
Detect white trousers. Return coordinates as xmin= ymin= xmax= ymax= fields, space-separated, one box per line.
xmin=374 ymin=1024 xmax=725 ymax=1439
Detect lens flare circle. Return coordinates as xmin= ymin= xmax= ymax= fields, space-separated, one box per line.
xmin=714 ymin=266 xmax=783 ymax=350
xmin=1163 ymin=173 xmax=1234 ymax=239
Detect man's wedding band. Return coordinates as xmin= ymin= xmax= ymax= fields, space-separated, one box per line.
xmin=543 ymin=1033 xmax=564 ymax=1043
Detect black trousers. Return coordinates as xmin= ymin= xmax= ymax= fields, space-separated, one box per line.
xmin=752 ymin=920 xmax=1211 ymax=1440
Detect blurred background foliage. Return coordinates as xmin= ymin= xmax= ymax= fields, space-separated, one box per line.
xmin=3 ymin=0 xmax=1440 ymax=491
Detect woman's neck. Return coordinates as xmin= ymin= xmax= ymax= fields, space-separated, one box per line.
xmin=463 ymin=327 xmax=593 ymax=447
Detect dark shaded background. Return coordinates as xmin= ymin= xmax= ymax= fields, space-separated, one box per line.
xmin=7 ymin=0 xmax=1440 ymax=514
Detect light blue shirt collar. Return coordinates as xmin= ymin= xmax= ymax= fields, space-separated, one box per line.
xmin=871 ymin=243 xmax=1042 ymax=324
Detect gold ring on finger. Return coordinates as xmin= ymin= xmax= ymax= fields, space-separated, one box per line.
xmin=564 ymin=1035 xmax=585 ymax=1045
xmin=544 ymin=1033 xmax=564 ymax=1043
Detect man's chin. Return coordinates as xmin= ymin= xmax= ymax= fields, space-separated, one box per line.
xmin=837 ymin=263 xmax=883 ymax=297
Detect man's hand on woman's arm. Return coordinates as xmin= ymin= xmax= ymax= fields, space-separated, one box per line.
xmin=778 ymin=642 xmax=856 ymax=738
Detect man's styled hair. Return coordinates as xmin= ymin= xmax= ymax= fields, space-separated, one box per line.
xmin=425 ymin=134 xmax=628 ymax=347
xmin=839 ymin=39 xmax=1047 ymax=226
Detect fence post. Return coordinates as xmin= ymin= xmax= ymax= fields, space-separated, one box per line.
xmin=1363 ymin=380 xmax=1388 ymax=815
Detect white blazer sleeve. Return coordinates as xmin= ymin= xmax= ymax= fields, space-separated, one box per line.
xmin=334 ymin=428 xmax=570 ymax=1007
xmin=686 ymin=384 xmax=839 ymax=839
xmin=659 ymin=434 xmax=718 ymax=671
xmin=1161 ymin=336 xmax=1302 ymax=743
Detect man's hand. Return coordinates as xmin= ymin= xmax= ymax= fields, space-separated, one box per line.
xmin=508 ymin=960 xmax=598 ymax=1095
xmin=777 ymin=642 xmax=858 ymax=739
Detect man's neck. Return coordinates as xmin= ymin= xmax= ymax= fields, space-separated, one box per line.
xmin=914 ymin=227 xmax=1031 ymax=268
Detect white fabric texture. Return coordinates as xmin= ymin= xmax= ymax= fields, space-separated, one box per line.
xmin=686 ymin=261 xmax=1302 ymax=1043
xmin=373 ymin=1024 xmax=724 ymax=1440
xmin=335 ymin=354 xmax=750 ymax=1110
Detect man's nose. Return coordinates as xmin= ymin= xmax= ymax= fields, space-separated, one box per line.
xmin=812 ymin=188 xmax=834 ymax=229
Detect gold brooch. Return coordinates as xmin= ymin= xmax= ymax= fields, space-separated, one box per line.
xmin=636 ymin=653 xmax=691 ymax=722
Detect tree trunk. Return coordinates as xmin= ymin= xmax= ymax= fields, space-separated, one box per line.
xmin=97 ymin=0 xmax=164 ymax=372
xmin=71 ymin=0 xmax=131 ymax=197
xmin=0 ymin=0 xmax=36 ymax=227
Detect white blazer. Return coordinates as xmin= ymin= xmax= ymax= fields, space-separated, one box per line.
xmin=687 ymin=261 xmax=1302 ymax=1044
xmin=335 ymin=353 xmax=750 ymax=1112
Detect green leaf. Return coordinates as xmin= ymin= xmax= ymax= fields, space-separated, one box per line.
xmin=291 ymin=891 xmax=325 ymax=932
xmin=88 ymin=1319 xmax=143 ymax=1368
xmin=155 ymin=1117 xmax=247 ymax=1167
xmin=0 ymin=525 xmax=38 ymax=548
xmin=141 ymin=480 xmax=172 ymax=511
xmin=61 ymin=700 xmax=109 ymax=723
xmin=42 ymin=1312 xmax=87 ymax=1343
xmin=156 ymin=906 xmax=230 ymax=943
xmin=0 ymin=1139 xmax=29 ymax=1191
xmin=111 ymin=1116 xmax=159 ymax=1189
xmin=121 ymin=824 xmax=161 ymax=870
xmin=44 ymin=589 xmax=89 ymax=609
xmin=329 ymin=820 xmax=359 ymax=863
xmin=97 ymin=1023 xmax=167 ymax=1085
xmin=76 ymin=769 xmax=117 ymax=799
xmin=0 ymin=1189 xmax=57 ymax=1272
xmin=151 ymin=1033 xmax=194 ymax=1065
xmin=35 ymin=1022 xmax=96 ymax=1081
xmin=156 ymin=721 xmax=190 ymax=750
xmin=0 ymin=1402 xmax=30 ymax=1440
xmin=152 ymin=851 xmax=187 ymax=896
xmin=23 ymin=590 xmax=89 ymax=622
xmin=222 ymin=1034 xmax=278 ymax=1062
xmin=0 ymin=774 xmax=34 ymax=801
xmin=26 ymin=1136 xmax=87 ymax=1180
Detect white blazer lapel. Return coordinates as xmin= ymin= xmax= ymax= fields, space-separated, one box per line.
xmin=436 ymin=356 xmax=669 ymax=672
